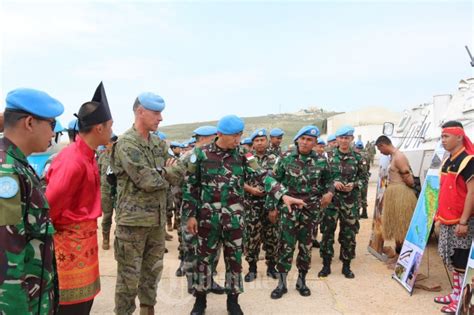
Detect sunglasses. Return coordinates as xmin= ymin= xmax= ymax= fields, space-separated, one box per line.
xmin=16 ymin=114 xmax=56 ymax=131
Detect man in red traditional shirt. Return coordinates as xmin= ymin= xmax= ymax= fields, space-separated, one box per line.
xmin=46 ymin=82 xmax=113 ymax=315
xmin=434 ymin=120 xmax=474 ymax=314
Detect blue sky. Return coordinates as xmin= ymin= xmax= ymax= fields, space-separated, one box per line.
xmin=1 ymin=0 xmax=472 ymax=134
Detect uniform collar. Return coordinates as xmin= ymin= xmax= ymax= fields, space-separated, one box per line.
xmin=209 ymin=139 xmax=237 ymax=155
xmin=1 ymin=136 xmax=28 ymax=164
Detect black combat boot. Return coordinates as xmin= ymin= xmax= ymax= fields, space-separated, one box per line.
xmin=295 ymin=270 xmax=311 ymax=297
xmin=266 ymin=262 xmax=278 ymax=279
xmin=270 ymin=273 xmax=288 ymax=299
xmin=175 ymin=260 xmax=185 ymax=277
xmin=342 ymin=260 xmax=355 ymax=279
xmin=210 ymin=277 xmax=225 ymax=295
xmin=318 ymin=257 xmax=331 ymax=277
xmin=360 ymin=207 xmax=368 ymax=219
xmin=244 ymin=262 xmax=257 ymax=282
xmin=227 ymin=294 xmax=244 ymax=315
xmin=312 ymin=239 xmax=320 ymax=248
xmin=190 ymin=292 xmax=206 ymax=315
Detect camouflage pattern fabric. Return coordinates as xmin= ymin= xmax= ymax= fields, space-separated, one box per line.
xmin=268 ymin=145 xmax=282 ymax=157
xmin=114 ymin=225 xmax=165 ymax=315
xmin=98 ymin=149 xmax=116 ymax=234
xmin=0 ymin=137 xmax=58 ymax=315
xmin=320 ymin=147 xmax=365 ymax=262
xmin=266 ymin=148 xmax=333 ymax=273
xmin=182 ymin=141 xmax=284 ymax=294
xmin=358 ymin=150 xmax=371 ymax=212
xmin=244 ymin=148 xmax=278 ymax=265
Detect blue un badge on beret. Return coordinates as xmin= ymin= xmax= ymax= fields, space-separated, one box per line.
xmin=0 ymin=177 xmax=19 ymax=198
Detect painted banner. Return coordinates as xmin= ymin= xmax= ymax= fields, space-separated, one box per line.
xmin=457 ymin=241 xmax=474 ymax=315
xmin=392 ymin=142 xmax=447 ymax=293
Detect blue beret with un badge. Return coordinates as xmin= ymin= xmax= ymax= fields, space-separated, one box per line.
xmin=355 ymin=140 xmax=364 ymax=149
xmin=335 ymin=125 xmax=355 ymax=137
xmin=293 ymin=125 xmax=320 ymax=142
xmin=137 ymin=92 xmax=165 ymax=112
xmin=318 ymin=138 xmax=326 ymax=145
xmin=241 ymin=137 xmax=252 ymax=145
xmin=217 ymin=115 xmax=244 ymax=135
xmin=6 ymin=88 xmax=64 ymax=118
xmin=251 ymin=128 xmax=267 ymax=141
xmin=327 ymin=134 xmax=336 ymax=142
xmin=270 ymin=128 xmax=284 ymax=137
xmin=193 ymin=125 xmax=217 ymax=136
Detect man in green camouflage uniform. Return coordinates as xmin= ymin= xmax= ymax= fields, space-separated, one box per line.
xmin=0 ymin=88 xmax=64 ymax=314
xmin=183 ymin=115 xmax=305 ymax=315
xmin=98 ymin=134 xmax=118 ymax=250
xmin=178 ymin=126 xmax=224 ymax=294
xmin=244 ymin=128 xmax=279 ymax=282
xmin=354 ymin=140 xmax=370 ymax=219
xmin=111 ymin=92 xmax=184 ymax=315
xmin=319 ymin=126 xmax=365 ymax=279
xmin=268 ymin=126 xmax=334 ymax=299
xmin=269 ymin=128 xmax=284 ymax=156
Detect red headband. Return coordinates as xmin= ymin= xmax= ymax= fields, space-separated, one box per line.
xmin=442 ymin=126 xmax=474 ymax=155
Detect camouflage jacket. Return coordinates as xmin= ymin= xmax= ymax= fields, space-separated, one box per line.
xmin=0 ymin=137 xmax=57 ymax=315
xmin=266 ymin=148 xmax=333 ymax=210
xmin=268 ymin=145 xmax=282 ymax=157
xmin=97 ymin=149 xmax=115 ymax=193
xmin=181 ymin=141 xmax=285 ymax=228
xmin=111 ymin=127 xmax=184 ymax=227
xmin=327 ymin=147 xmax=366 ymax=204
xmin=246 ymin=148 xmax=278 ymax=194
xmin=358 ymin=150 xmax=371 ymax=184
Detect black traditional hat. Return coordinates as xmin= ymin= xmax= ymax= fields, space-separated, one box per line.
xmin=76 ymin=82 xmax=112 ymax=129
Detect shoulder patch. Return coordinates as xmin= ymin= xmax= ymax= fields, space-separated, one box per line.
xmin=190 ymin=154 xmax=197 ymax=164
xmin=0 ymin=176 xmax=19 ymax=198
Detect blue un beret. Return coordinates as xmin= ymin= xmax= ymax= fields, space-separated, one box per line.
xmin=327 ymin=134 xmax=336 ymax=142
xmin=6 ymin=88 xmax=64 ymax=119
xmin=270 ymin=128 xmax=285 ymax=137
xmin=137 ymin=92 xmax=165 ymax=112
xmin=193 ymin=125 xmax=218 ymax=136
xmin=317 ymin=138 xmax=326 ymax=145
xmin=170 ymin=141 xmax=181 ymax=148
xmin=355 ymin=140 xmax=364 ymax=149
xmin=217 ymin=115 xmax=244 ymax=135
xmin=293 ymin=125 xmax=320 ymax=142
xmin=335 ymin=125 xmax=355 ymax=137
xmin=154 ymin=131 xmax=167 ymax=140
xmin=53 ymin=119 xmax=64 ymax=133
xmin=241 ymin=137 xmax=252 ymax=145
xmin=68 ymin=118 xmax=79 ymax=131
xmin=187 ymin=137 xmax=196 ymax=145
xmin=251 ymin=128 xmax=267 ymax=141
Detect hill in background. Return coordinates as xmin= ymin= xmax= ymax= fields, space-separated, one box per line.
xmin=158 ymin=107 xmax=341 ymax=146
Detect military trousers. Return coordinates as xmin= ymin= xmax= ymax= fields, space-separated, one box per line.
xmin=244 ymin=198 xmax=279 ymax=265
xmin=276 ymin=204 xmax=318 ymax=273
xmin=359 ymin=182 xmax=368 ymax=211
xmin=320 ymin=203 xmax=360 ymax=262
xmin=114 ymin=225 xmax=165 ymax=315
xmin=194 ymin=222 xmax=243 ymax=295
xmin=101 ymin=186 xmax=116 ymax=234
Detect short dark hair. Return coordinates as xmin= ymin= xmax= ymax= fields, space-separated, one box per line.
xmin=3 ymin=109 xmax=27 ymax=129
xmin=442 ymin=120 xmax=463 ymax=129
xmin=375 ymin=135 xmax=392 ymax=146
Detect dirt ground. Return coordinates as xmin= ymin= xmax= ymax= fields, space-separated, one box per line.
xmin=91 ymin=169 xmax=451 ymax=314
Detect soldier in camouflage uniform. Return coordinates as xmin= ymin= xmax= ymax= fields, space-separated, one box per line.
xmin=354 ymin=140 xmax=370 ymax=219
xmin=111 ymin=92 xmax=184 ymax=315
xmin=0 ymin=88 xmax=64 ymax=314
xmin=166 ymin=141 xmax=182 ymax=233
xmin=268 ymin=126 xmax=334 ymax=299
xmin=98 ymin=134 xmax=118 ymax=250
xmin=178 ymin=126 xmax=224 ymax=294
xmin=244 ymin=128 xmax=279 ymax=281
xmin=319 ymin=126 xmax=366 ymax=279
xmin=269 ymin=128 xmax=284 ymax=156
xmin=183 ymin=115 xmax=305 ymax=315
xmin=311 ymin=138 xmax=328 ymax=248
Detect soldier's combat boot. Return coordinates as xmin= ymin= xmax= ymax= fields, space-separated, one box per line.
xmin=266 ymin=262 xmax=278 ymax=279
xmin=175 ymin=260 xmax=185 ymax=277
xmin=360 ymin=207 xmax=368 ymax=219
xmin=102 ymin=232 xmax=110 ymax=250
xmin=296 ymin=270 xmax=311 ymax=297
xmin=139 ymin=304 xmax=154 ymax=315
xmin=190 ymin=292 xmax=206 ymax=315
xmin=318 ymin=257 xmax=331 ymax=278
xmin=210 ymin=277 xmax=225 ymax=295
xmin=342 ymin=260 xmax=355 ymax=279
xmin=244 ymin=262 xmax=257 ymax=282
xmin=312 ymin=239 xmax=320 ymax=248
xmin=226 ymin=293 xmax=243 ymax=315
xmin=270 ymin=273 xmax=288 ymax=299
